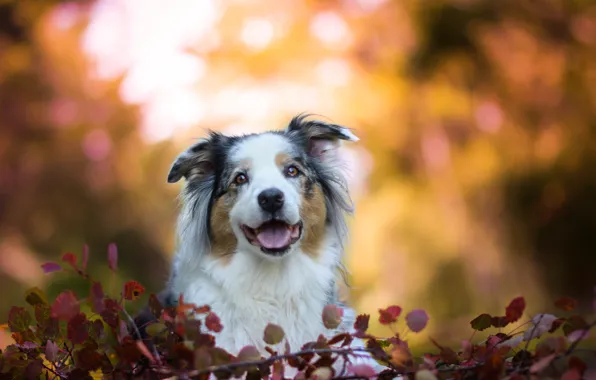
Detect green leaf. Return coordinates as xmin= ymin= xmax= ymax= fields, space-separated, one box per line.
xmin=263 ymin=323 xmax=285 ymax=345
xmin=8 ymin=307 xmax=32 ymax=333
xmin=145 ymin=322 xmax=167 ymax=338
xmin=470 ymin=313 xmax=492 ymax=331
xmin=25 ymin=287 xmax=47 ymax=306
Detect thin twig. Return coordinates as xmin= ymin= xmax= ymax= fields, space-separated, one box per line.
xmin=42 ymin=363 xmax=66 ymax=379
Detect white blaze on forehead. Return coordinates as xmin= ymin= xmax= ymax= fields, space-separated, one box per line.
xmin=231 ymin=133 xmax=293 ymax=168
xmin=228 ymin=133 xmax=302 ymax=230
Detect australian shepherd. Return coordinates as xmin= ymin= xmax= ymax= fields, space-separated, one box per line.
xmin=134 ymin=114 xmax=382 ymax=376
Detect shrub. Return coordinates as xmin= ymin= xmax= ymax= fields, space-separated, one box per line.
xmin=0 ymin=245 xmax=594 ymax=379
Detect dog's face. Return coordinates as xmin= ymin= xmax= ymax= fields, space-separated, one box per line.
xmin=167 ymin=115 xmax=358 ymax=260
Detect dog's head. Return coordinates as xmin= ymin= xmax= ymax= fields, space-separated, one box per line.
xmin=168 ymin=114 xmax=358 ymax=260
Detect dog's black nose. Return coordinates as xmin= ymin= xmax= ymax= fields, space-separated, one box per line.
xmin=258 ymin=188 xmax=284 ymax=213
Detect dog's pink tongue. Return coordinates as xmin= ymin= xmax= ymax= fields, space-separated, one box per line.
xmin=257 ymin=224 xmax=291 ymax=249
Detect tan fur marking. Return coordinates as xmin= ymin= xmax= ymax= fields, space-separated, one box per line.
xmin=275 ymin=153 xmax=291 ymax=169
xmin=300 ymin=183 xmax=327 ymax=258
xmin=210 ymin=194 xmax=237 ymax=263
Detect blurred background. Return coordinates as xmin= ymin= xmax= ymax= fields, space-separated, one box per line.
xmin=1 ymin=0 xmax=596 ymax=350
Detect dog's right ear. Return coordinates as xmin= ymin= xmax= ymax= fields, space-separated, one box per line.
xmin=167 ymin=138 xmax=215 ymax=183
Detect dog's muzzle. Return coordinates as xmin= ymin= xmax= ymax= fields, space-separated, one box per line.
xmin=241 ymin=220 xmax=303 ymax=256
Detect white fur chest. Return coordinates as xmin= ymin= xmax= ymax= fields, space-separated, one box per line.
xmin=171 ymin=245 xmax=338 ymax=356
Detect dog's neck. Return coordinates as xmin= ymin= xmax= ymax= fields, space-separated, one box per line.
xmin=168 ymin=231 xmax=343 ymax=354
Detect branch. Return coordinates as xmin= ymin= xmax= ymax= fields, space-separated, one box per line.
xmin=151 ymin=347 xmax=376 ymax=377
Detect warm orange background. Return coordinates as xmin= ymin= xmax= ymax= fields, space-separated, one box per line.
xmin=1 ymin=0 xmax=596 ymax=350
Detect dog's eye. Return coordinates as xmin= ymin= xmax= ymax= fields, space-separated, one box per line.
xmin=285 ymin=165 xmax=299 ymax=177
xmin=234 ymin=173 xmax=248 ymax=185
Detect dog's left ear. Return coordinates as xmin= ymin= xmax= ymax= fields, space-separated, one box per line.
xmin=167 ymin=138 xmax=215 ymax=183
xmin=286 ymin=115 xmax=359 ymax=161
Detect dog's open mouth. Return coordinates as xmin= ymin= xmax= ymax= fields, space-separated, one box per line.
xmin=241 ymin=220 xmax=302 ymax=255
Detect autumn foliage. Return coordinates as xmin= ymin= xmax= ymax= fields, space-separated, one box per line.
xmin=1 ymin=245 xmax=595 ymax=379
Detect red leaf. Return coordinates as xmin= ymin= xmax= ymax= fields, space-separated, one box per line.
xmin=107 ymin=243 xmax=118 ymax=272
xmin=506 ymin=297 xmax=526 ymax=323
xmin=549 ymin=318 xmax=566 ymax=333
xmin=7 ymin=307 xmax=32 ymax=332
xmin=562 ymin=369 xmax=582 ymax=380
xmin=491 ymin=316 xmax=510 ymax=328
xmin=353 ymin=314 xmax=370 ymax=334
xmin=470 ymin=313 xmax=493 ymax=331
xmin=90 ymin=282 xmax=105 ymax=313
xmin=205 ymin=312 xmax=223 ymax=333
xmin=41 ymin=262 xmax=62 ymax=274
xmin=45 ymin=340 xmax=58 ymax=362
xmin=61 ymin=252 xmax=77 ymax=268
xmin=555 ymin=296 xmax=577 ymax=311
xmin=405 ymin=309 xmax=429 ymax=333
xmin=67 ymin=313 xmax=89 ymax=344
xmin=123 ymin=281 xmax=145 ymax=301
xmin=322 ymin=304 xmax=344 ymax=329
xmin=378 ymin=305 xmax=402 ymax=325
xmin=51 ymin=291 xmax=80 ymax=321
xmin=82 ymin=244 xmax=89 ymax=271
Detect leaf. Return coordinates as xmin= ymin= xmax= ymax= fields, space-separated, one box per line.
xmin=24 ymin=359 xmax=43 ymax=379
xmin=563 ymin=315 xmax=589 ymax=336
xmin=145 ymin=322 xmax=167 ymax=337
xmin=90 ymin=319 xmax=105 ymax=341
xmin=194 ymin=347 xmax=212 ymax=370
xmin=237 ymin=345 xmax=261 ymax=362
xmin=555 ymin=296 xmax=577 ymax=311
xmin=505 ymin=297 xmax=525 ymax=323
xmin=205 ymin=312 xmax=223 ymax=333
xmin=41 ymin=262 xmax=62 ymax=274
xmin=470 ymin=313 xmax=493 ymax=331
xmin=406 ymin=309 xmax=429 ymax=333
xmin=17 ymin=341 xmax=38 ymax=350
xmin=8 ymin=307 xmax=32 ymax=333
xmin=116 ymin=338 xmax=142 ymax=363
xmin=322 ymin=304 xmax=343 ymax=329
xmin=51 ymin=291 xmax=80 ymax=321
xmin=67 ymin=313 xmax=90 ymax=344
xmin=311 ymin=367 xmax=332 ymax=380
xmin=415 ymin=369 xmax=439 ymax=380
xmin=263 ymin=323 xmax=285 ymax=345
xmin=569 ymin=356 xmax=587 ymax=373
xmin=100 ymin=298 xmax=120 ymax=328
xmin=90 ymin=281 xmax=105 ymax=314
xmin=61 ymin=252 xmax=77 ymax=268
xmin=491 ymin=315 xmax=509 ymax=328
xmin=353 ymin=314 xmax=370 ymax=334
xmin=107 ymin=243 xmax=118 ymax=272
xmin=45 ymin=340 xmax=58 ymax=362
xmin=76 ymin=347 xmax=103 ymax=371
xmin=347 ymin=364 xmax=376 ymax=377
xmin=82 ymin=244 xmax=89 ymax=271
xmin=148 ymin=293 xmax=163 ymax=318
xmin=378 ymin=305 xmax=402 ymax=325
xmin=123 ymin=281 xmax=145 ymax=301
xmin=567 ymin=329 xmax=589 ymax=344
xmin=562 ymin=369 xmax=582 ymax=380
xmin=549 ymin=318 xmax=566 ymax=333
xmin=25 ymin=287 xmax=47 ymax=306
xmin=530 ymin=353 xmax=556 ymax=374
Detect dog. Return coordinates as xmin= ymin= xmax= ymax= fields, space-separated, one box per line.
xmin=133 ymin=114 xmax=383 ymax=377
